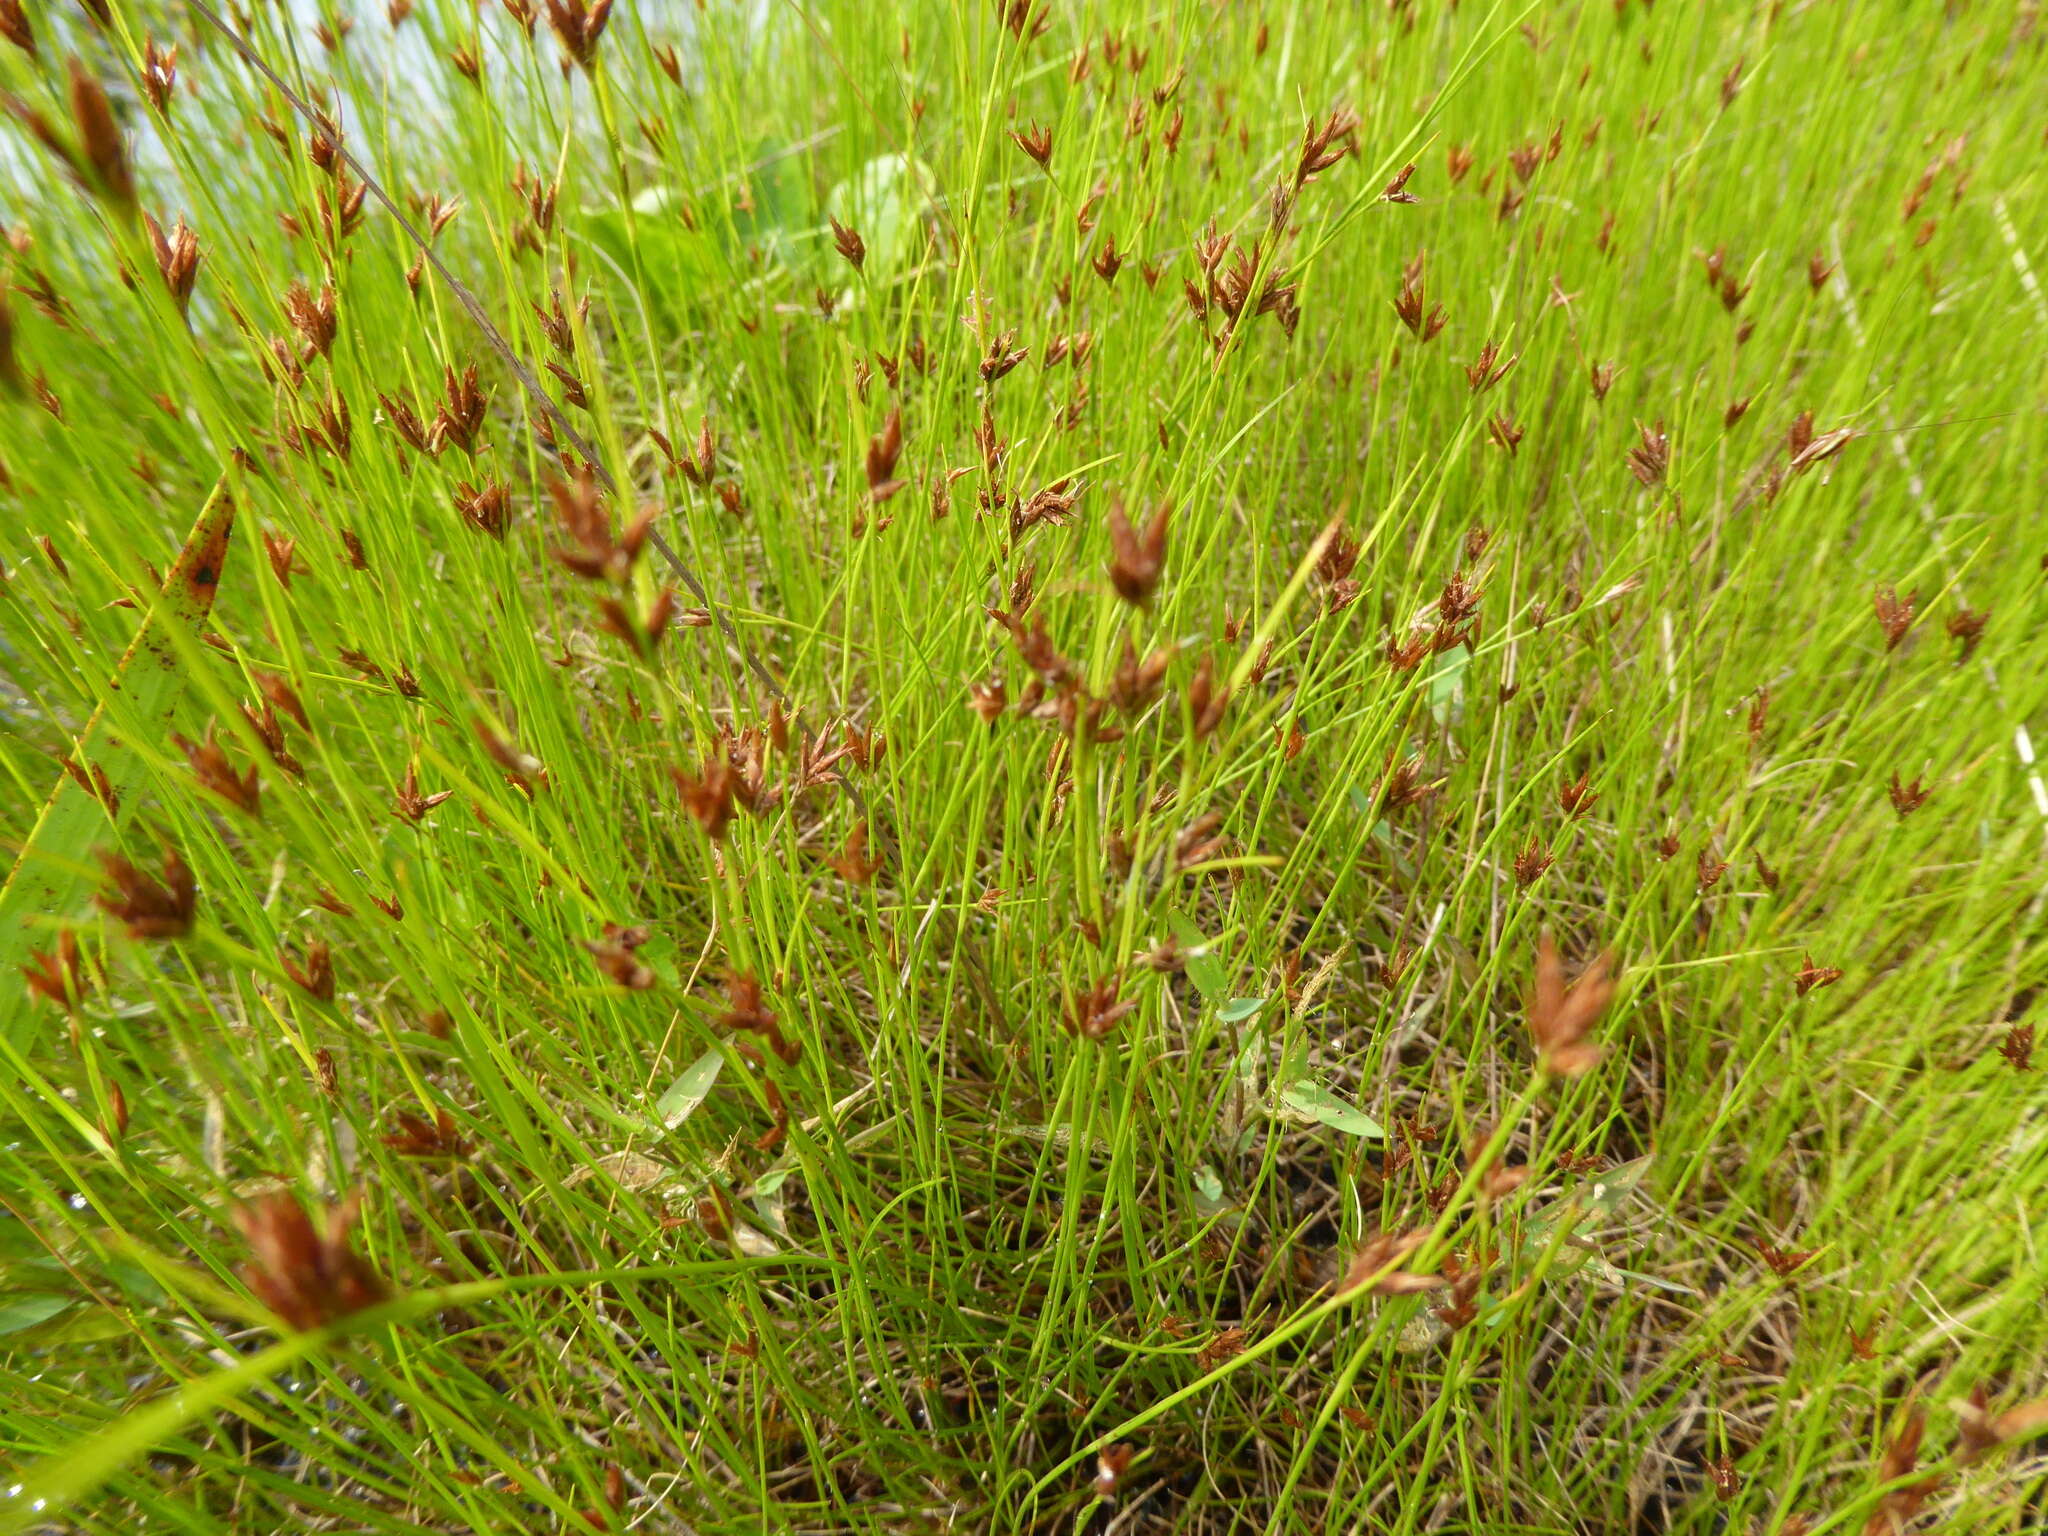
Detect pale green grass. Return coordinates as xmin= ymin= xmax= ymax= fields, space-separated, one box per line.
xmin=2 ymin=1 xmax=2046 ymax=1532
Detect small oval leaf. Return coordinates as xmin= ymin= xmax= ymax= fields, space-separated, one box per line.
xmin=1278 ymin=1079 xmax=1384 ymax=1138
xmin=657 ymin=1048 xmax=724 ymax=1131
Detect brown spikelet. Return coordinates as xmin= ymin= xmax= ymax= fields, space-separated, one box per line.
xmin=1106 ymin=498 xmax=1170 ymax=605
xmin=176 ymin=727 xmax=262 ymax=816
xmin=1293 ymin=104 xmax=1358 ymax=188
xmin=1528 ymin=931 xmax=1613 ymax=1078
xmin=544 ymin=0 xmax=612 ymax=68
xmin=259 ymin=673 xmax=312 ymax=733
xmin=1793 ymin=953 xmax=1842 ymax=997
xmin=829 ymin=215 xmax=866 ymax=272
xmin=0 ymin=288 xmax=21 ymax=397
xmin=1862 ymin=1408 xmax=1940 ymax=1536
xmin=1887 ymin=771 xmax=1930 ymax=818
xmin=716 ymin=971 xmax=799 ymax=1064
xmin=282 ymin=940 xmax=335 ymax=1002
xmin=1513 ymin=835 xmax=1552 ymax=887
xmin=392 ymin=763 xmax=454 ymax=824
xmin=828 ymin=822 xmax=884 ymax=884
xmin=95 ymin=847 xmax=197 ymax=940
xmin=283 ymin=280 xmax=338 ymax=360
xmin=234 ymin=1189 xmax=388 ymax=1332
xmin=141 ymin=38 xmax=178 ymax=112
xmin=67 ymin=58 xmax=134 ymax=208
xmin=1944 ymin=607 xmax=1986 ymax=660
xmin=584 ymin=934 xmax=655 ymax=990
xmin=673 ymin=754 xmax=738 ymax=839
xmin=1626 ymin=421 xmax=1669 ymax=486
xmin=1065 ymin=975 xmax=1136 ymax=1040
xmin=1556 ymin=769 xmax=1598 ymax=818
xmin=865 ymin=406 xmax=904 ymax=501
xmin=1008 ymin=120 xmax=1053 ymax=168
xmin=1463 ymin=340 xmax=1517 ymax=393
xmin=22 ymin=931 xmax=85 ymax=1012
xmin=0 ymin=0 xmax=35 ymax=54
xmin=1872 ymin=584 xmax=1916 ymax=650
xmin=1337 ymin=1229 xmax=1442 ymax=1297
xmin=381 ymin=1105 xmax=469 ymax=1159
xmin=455 ymin=478 xmax=510 ymax=539
xmin=145 ymin=214 xmax=202 ymax=313
xmin=1185 ymin=654 xmax=1229 ymax=739
xmin=1957 ymin=1388 xmax=2048 ymax=1465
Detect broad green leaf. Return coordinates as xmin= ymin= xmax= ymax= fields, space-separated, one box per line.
xmin=656 ymin=1048 xmax=724 ymax=1131
xmin=1190 ymin=1164 xmax=1228 ymax=1217
xmin=1217 ymin=996 xmax=1268 ymax=1023
xmin=1168 ymin=912 xmax=1227 ymax=1000
xmin=0 ymin=484 xmax=233 ymax=1044
xmin=824 ymin=153 xmax=934 ymax=284
xmin=1230 ymin=1030 xmax=1264 ymax=1095
xmin=1427 ymin=645 xmax=1468 ymax=726
xmin=0 ymin=1295 xmax=73 ymax=1336
xmin=1277 ymin=1080 xmax=1384 ymax=1138
xmin=15 ymin=1307 xmax=136 ymax=1346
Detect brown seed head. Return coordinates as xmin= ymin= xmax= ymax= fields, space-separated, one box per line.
xmin=1008 ymin=120 xmax=1053 ymax=168
xmin=67 ymin=58 xmax=133 ymax=208
xmin=0 ymin=0 xmax=34 ymax=53
xmin=1185 ymin=653 xmax=1229 ymax=739
xmin=865 ymin=406 xmax=904 ymax=501
xmin=1513 ymin=835 xmax=1552 ymax=887
xmin=1065 ymin=975 xmax=1136 ymax=1040
xmin=584 ymin=935 xmax=655 ymax=990
xmin=1377 ymin=755 xmax=1440 ymax=813
xmin=1556 ymin=769 xmax=1598 ymax=818
xmin=141 ymin=38 xmax=178 ymax=112
xmin=1337 ymin=1229 xmax=1442 ymax=1297
xmin=1463 ymin=340 xmax=1517 ymax=393
xmin=282 ymin=940 xmax=335 ymax=1002
xmin=95 ymin=847 xmax=196 ymax=940
xmin=21 ymin=931 xmax=85 ymax=1012
xmin=381 ymin=1106 xmax=469 ymax=1159
xmin=1872 ymin=584 xmax=1916 ymax=650
xmin=828 ymin=822 xmax=884 ymax=884
xmin=234 ymin=1188 xmax=388 ymax=1332
xmin=544 ymin=0 xmax=612 ymax=68
xmin=1864 ymin=1408 xmax=1940 ymax=1535
xmin=283 ymin=280 xmax=338 ymax=361
xmin=1626 ymin=420 xmax=1669 ymax=486
xmin=1528 ymin=930 xmax=1613 ymax=1078
xmin=1793 ymin=953 xmax=1843 ymax=997
xmin=1293 ymin=104 xmax=1358 ymax=188
xmin=1106 ymin=498 xmax=1170 ymax=605
xmin=1696 ymin=848 xmax=1728 ymax=890
xmin=1887 ymin=771 xmax=1930 ymax=818
xmin=829 ymin=214 xmax=866 ymax=272
xmin=392 ymin=763 xmax=454 ymax=824
xmin=1944 ymin=607 xmax=1986 ymax=659
xmin=176 ymin=727 xmax=261 ymax=816
xmin=673 ymin=754 xmax=738 ymax=839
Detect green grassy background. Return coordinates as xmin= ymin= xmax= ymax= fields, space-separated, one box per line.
xmin=2 ymin=0 xmax=2045 ymax=1530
